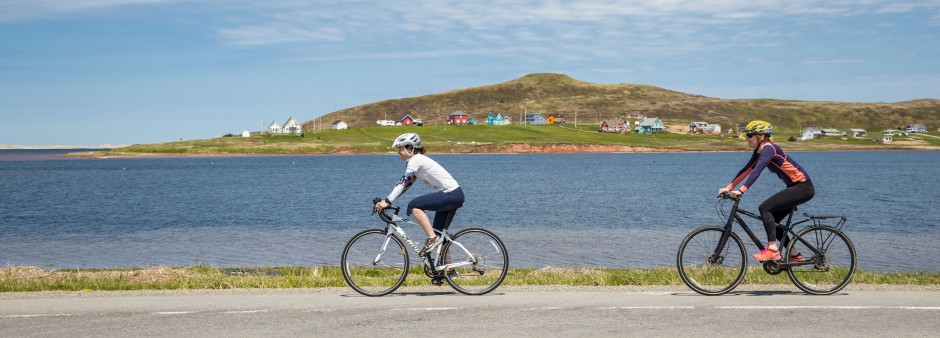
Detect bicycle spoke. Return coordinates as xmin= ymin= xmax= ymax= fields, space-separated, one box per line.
xmin=342 ymin=229 xmax=409 ymax=296
xmin=787 ymin=226 xmax=856 ymax=295
xmin=443 ymin=228 xmax=508 ymax=295
xmin=677 ymin=227 xmax=747 ymax=295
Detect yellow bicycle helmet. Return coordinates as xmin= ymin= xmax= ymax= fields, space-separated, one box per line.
xmin=743 ymin=120 xmax=773 ymax=137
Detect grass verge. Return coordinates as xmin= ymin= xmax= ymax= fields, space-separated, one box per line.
xmin=2 ymin=265 xmax=938 ymax=292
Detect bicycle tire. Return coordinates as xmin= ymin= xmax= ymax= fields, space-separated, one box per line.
xmin=786 ymin=226 xmax=856 ymax=295
xmin=341 ymin=229 xmax=410 ymax=297
xmin=677 ymin=226 xmax=747 ymax=295
xmin=442 ymin=228 xmax=508 ymax=295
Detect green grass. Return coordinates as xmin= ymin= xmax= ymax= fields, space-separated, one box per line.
xmin=3 ymin=265 xmax=937 ymax=292
xmin=98 ymin=124 xmax=937 ymax=156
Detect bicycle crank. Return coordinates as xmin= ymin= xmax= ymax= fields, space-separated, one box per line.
xmin=762 ymin=261 xmax=784 ymax=275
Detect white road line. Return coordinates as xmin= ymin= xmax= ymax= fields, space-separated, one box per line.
xmin=522 ymin=307 xmax=564 ymax=311
xmin=596 ymin=306 xmax=695 ymax=310
xmin=718 ymin=306 xmax=940 ymax=310
xmin=1 ymin=313 xmax=73 ymax=318
xmin=153 ymin=311 xmax=196 ymax=315
xmin=390 ymin=308 xmax=459 ymax=311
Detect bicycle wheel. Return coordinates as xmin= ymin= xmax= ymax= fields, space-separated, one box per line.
xmin=676 ymin=226 xmax=747 ymax=295
xmin=786 ymin=226 xmax=856 ymax=295
xmin=341 ymin=229 xmax=409 ymax=296
xmin=442 ymin=228 xmax=508 ymax=295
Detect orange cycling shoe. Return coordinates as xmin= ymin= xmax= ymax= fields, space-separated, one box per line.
xmin=752 ymin=247 xmax=781 ymax=261
xmin=788 ymin=252 xmax=805 ymax=262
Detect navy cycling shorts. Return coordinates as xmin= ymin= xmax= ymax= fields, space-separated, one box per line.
xmin=407 ymin=187 xmax=465 ymax=230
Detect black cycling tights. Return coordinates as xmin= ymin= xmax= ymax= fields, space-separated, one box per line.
xmin=758 ymin=179 xmax=815 ymax=243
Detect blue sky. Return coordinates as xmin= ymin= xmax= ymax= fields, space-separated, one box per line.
xmin=1 ymin=0 xmax=939 ymax=146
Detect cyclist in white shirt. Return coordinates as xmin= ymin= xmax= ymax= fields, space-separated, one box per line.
xmin=374 ymin=133 xmax=465 ymax=257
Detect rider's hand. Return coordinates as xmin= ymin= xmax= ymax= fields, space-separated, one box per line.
xmin=718 ymin=187 xmax=730 ymax=196
xmin=729 ymin=190 xmax=742 ymax=199
xmin=374 ymin=200 xmax=390 ymax=212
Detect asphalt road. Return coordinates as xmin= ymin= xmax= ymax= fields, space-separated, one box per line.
xmin=2 ymin=286 xmax=938 ymax=337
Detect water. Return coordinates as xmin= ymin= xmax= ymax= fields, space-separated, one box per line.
xmin=0 ymin=149 xmax=937 ymax=272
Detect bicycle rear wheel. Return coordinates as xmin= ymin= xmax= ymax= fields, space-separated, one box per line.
xmin=442 ymin=228 xmax=508 ymax=295
xmin=786 ymin=226 xmax=856 ymax=295
xmin=677 ymin=226 xmax=747 ymax=295
xmin=341 ymin=229 xmax=409 ymax=297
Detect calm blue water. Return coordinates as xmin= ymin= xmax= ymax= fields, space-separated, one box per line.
xmin=0 ymin=149 xmax=937 ymax=272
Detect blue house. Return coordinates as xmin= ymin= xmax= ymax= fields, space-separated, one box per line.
xmin=525 ymin=113 xmax=547 ymax=125
xmin=635 ymin=117 xmax=665 ymax=134
xmin=487 ymin=112 xmax=506 ymax=125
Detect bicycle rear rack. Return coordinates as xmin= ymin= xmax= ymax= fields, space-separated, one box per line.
xmin=804 ymin=213 xmax=847 ymax=232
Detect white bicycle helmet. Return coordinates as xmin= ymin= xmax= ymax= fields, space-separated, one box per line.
xmin=391 ymin=133 xmax=422 ymax=148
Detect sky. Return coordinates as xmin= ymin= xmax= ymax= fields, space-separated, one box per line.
xmin=1 ymin=0 xmax=939 ymax=147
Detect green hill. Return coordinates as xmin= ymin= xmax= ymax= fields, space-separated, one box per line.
xmin=310 ymin=73 xmax=938 ymax=135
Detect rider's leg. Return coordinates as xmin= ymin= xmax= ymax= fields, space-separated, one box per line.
xmin=758 ymin=181 xmax=815 ymax=252
xmin=411 ymin=208 xmax=436 ymax=238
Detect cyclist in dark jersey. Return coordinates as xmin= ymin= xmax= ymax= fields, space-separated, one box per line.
xmin=719 ymin=120 xmax=814 ymax=262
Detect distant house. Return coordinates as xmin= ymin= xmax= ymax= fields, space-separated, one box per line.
xmin=801 ymin=127 xmax=822 ymax=141
xmin=268 ymin=117 xmax=302 ymax=136
xmin=599 ymin=119 xmax=626 ymax=133
xmin=503 ymin=116 xmax=513 ymax=125
xmin=241 ymin=130 xmax=251 ymax=138
xmin=689 ymin=122 xmax=709 ymax=133
xmin=635 ymin=117 xmax=665 ymax=134
xmin=525 ymin=113 xmax=547 ymax=125
xmin=547 ymin=114 xmax=566 ymax=124
xmin=847 ymin=128 xmax=867 ymax=137
xmin=487 ymin=112 xmax=506 ymax=125
xmin=268 ymin=121 xmax=282 ymax=134
xmin=376 ymin=120 xmax=396 ymax=126
xmin=821 ymin=128 xmax=841 ymax=137
xmin=448 ymin=111 xmax=470 ymax=125
xmin=398 ymin=115 xmax=415 ymax=126
xmin=905 ymin=124 xmax=927 ymax=133
xmin=877 ymin=133 xmax=893 ymax=142
xmin=331 ymin=120 xmax=348 ymax=130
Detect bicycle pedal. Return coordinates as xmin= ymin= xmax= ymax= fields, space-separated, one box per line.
xmin=430 ymin=277 xmax=444 ymax=286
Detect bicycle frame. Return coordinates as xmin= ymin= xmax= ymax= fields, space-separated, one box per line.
xmin=376 ymin=215 xmax=477 ymax=273
xmin=713 ymin=196 xmax=821 ymax=269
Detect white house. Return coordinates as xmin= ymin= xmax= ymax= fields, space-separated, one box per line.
xmin=847 ymin=128 xmax=867 ymax=137
xmin=241 ymin=130 xmax=251 ymax=137
xmin=268 ymin=117 xmax=303 ymax=136
xmin=332 ymin=120 xmax=348 ymax=130
xmin=801 ymin=127 xmax=822 ymax=141
xmin=376 ymin=120 xmax=396 ymax=126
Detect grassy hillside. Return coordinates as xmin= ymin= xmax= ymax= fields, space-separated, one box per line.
xmin=311 ymin=73 xmax=939 ymax=135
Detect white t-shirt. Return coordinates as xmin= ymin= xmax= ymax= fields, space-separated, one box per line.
xmin=387 ymin=154 xmax=459 ymax=202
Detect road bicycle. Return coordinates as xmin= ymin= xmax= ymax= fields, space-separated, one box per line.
xmin=341 ymin=199 xmax=509 ymax=296
xmin=677 ymin=193 xmax=856 ymax=295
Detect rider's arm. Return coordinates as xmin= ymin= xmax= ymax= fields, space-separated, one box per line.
xmin=737 ymin=145 xmax=775 ymax=193
xmin=387 ymin=170 xmax=417 ymax=202
xmin=725 ymin=151 xmax=759 ymax=191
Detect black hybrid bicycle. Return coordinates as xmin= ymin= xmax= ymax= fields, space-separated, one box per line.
xmin=677 ymin=193 xmax=856 ymax=295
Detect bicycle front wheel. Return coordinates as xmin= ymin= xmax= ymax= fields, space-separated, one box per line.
xmin=442 ymin=228 xmax=508 ymax=295
xmin=786 ymin=226 xmax=856 ymax=295
xmin=341 ymin=229 xmax=409 ymax=297
xmin=677 ymin=226 xmax=747 ymax=295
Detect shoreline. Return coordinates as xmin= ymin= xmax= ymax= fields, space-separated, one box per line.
xmin=61 ymin=143 xmax=939 ymax=158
